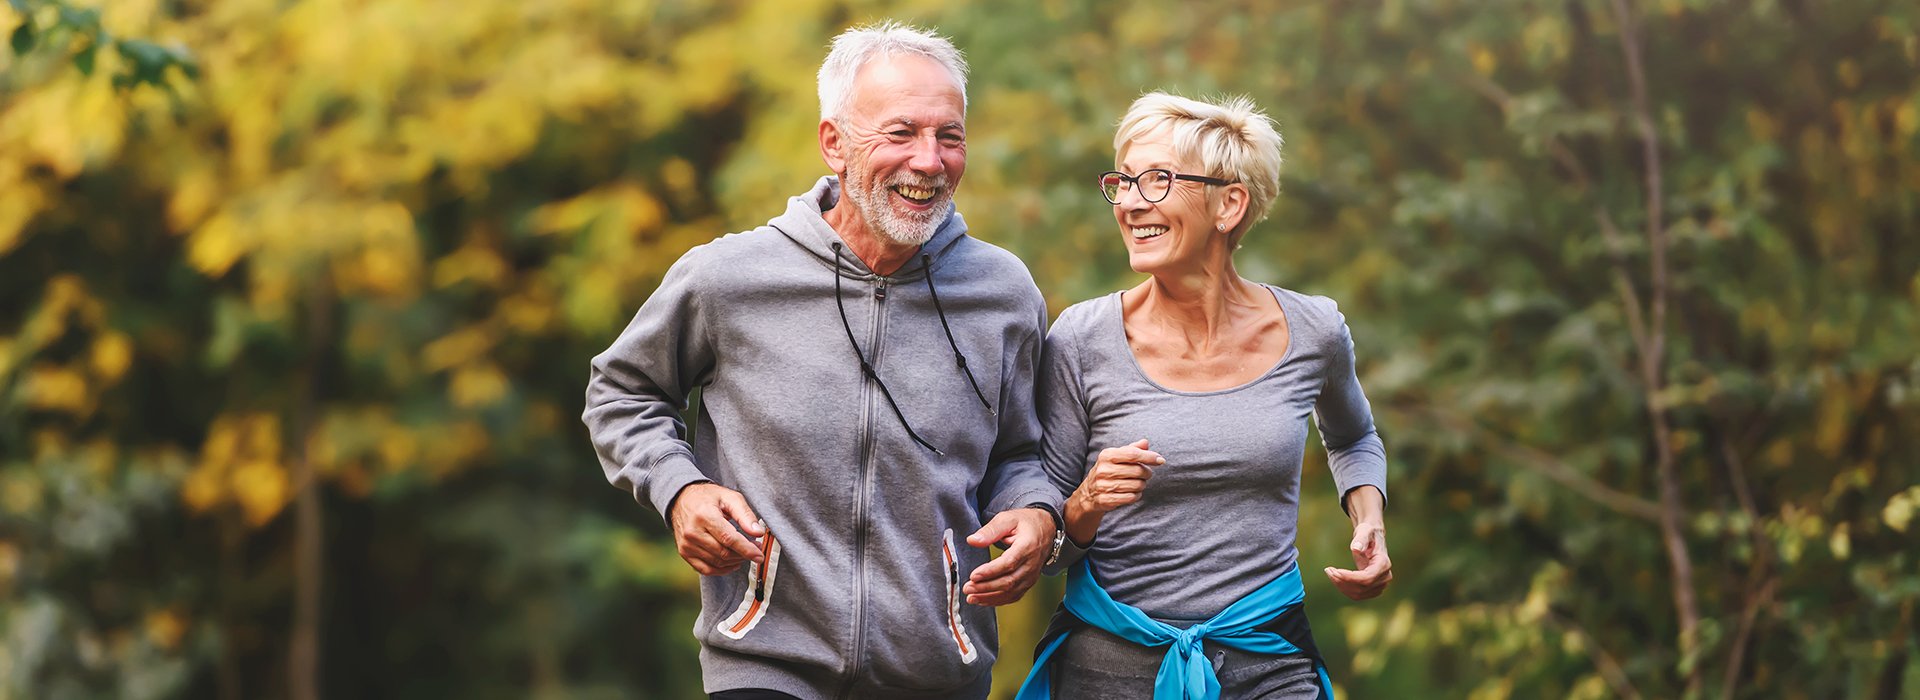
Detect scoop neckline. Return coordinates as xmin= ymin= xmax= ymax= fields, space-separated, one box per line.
xmin=1109 ymin=283 xmax=1297 ymax=397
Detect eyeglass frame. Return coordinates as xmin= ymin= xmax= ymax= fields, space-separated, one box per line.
xmin=1097 ymin=169 xmax=1238 ymax=205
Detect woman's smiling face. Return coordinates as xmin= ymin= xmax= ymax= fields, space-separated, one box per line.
xmin=1112 ymin=130 xmax=1222 ymax=277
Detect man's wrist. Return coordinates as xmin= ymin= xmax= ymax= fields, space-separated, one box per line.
xmin=665 ymin=479 xmax=715 ymax=528
xmin=1024 ymin=502 xmax=1066 ymax=567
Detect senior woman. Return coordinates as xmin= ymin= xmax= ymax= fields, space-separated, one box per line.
xmin=1016 ymin=92 xmax=1393 ymax=699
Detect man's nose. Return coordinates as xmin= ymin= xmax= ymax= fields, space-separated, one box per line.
xmin=908 ymin=134 xmax=945 ymax=174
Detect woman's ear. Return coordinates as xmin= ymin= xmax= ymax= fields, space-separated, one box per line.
xmin=1216 ymin=183 xmax=1250 ymax=234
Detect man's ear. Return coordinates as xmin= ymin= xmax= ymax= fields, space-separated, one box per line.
xmin=819 ymin=119 xmax=847 ymax=175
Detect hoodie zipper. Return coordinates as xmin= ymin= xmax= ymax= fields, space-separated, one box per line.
xmin=838 ymin=278 xmax=887 ymax=698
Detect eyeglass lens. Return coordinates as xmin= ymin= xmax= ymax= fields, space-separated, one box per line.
xmin=1099 ymin=170 xmax=1175 ymax=204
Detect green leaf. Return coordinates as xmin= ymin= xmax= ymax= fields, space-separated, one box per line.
xmin=72 ymin=41 xmax=95 ymax=75
xmin=115 ymin=38 xmax=169 ymax=68
xmin=57 ymin=7 xmax=101 ymax=32
xmin=9 ymin=20 xmax=32 ymax=55
xmin=114 ymin=38 xmax=175 ymax=88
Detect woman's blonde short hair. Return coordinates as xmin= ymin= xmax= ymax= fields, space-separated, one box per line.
xmin=1114 ymin=92 xmax=1284 ymax=239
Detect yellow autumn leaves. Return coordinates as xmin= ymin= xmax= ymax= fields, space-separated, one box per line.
xmin=181 ymin=413 xmax=289 ymax=526
xmin=3 ymin=276 xmax=130 ymax=418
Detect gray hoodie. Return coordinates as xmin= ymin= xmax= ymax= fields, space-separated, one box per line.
xmin=584 ymin=177 xmax=1059 ymax=698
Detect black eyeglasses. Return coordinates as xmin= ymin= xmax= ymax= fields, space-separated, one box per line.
xmin=1098 ymin=169 xmax=1236 ymax=205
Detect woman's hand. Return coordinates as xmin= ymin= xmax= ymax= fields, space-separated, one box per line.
xmin=1325 ymin=485 xmax=1392 ymax=600
xmin=1063 ymin=438 xmax=1162 ymax=546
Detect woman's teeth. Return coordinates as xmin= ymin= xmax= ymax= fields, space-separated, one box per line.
xmin=1130 ymin=226 xmax=1168 ymax=240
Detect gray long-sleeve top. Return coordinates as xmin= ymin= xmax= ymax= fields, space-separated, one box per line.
xmin=1039 ymin=285 xmax=1388 ymax=620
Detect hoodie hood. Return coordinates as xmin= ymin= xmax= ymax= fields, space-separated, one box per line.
xmin=770 ymin=176 xmax=969 ymax=281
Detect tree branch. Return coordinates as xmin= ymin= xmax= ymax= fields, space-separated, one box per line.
xmin=1549 ymin=610 xmax=1645 ymax=700
xmin=1719 ymin=434 xmax=1775 ymax=700
xmin=1605 ymin=1 xmax=1699 ymax=694
xmin=1416 ymin=405 xmax=1663 ymax=522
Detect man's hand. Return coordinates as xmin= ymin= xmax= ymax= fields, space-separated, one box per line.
xmin=960 ymin=507 xmax=1056 ymax=606
xmin=1325 ymin=486 xmax=1392 ymax=600
xmin=668 ymin=482 xmax=768 ymax=576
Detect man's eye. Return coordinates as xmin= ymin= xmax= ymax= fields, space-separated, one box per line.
xmin=889 ymin=130 xmax=912 ymax=138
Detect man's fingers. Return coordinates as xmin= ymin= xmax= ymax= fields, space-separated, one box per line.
xmin=970 ymin=527 xmax=1043 ymax=583
xmin=686 ymin=556 xmax=743 ymax=577
xmin=968 ymin=552 xmax=1018 ymax=583
xmin=669 ymin=486 xmax=772 ymax=576
xmin=967 ymin=588 xmax=1028 ymax=606
xmin=963 ymin=574 xmax=1012 ymax=596
xmin=966 ymin=562 xmax=1032 ymax=596
xmin=714 ymin=527 xmax=766 ymax=564
xmin=966 ymin=512 xmax=1019 ymax=548
xmin=680 ymin=536 xmax=728 ymax=561
xmin=967 ymin=591 xmax=1024 ymax=607
xmin=718 ymin=492 xmax=767 ymax=538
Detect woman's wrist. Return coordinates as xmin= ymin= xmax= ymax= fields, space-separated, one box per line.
xmin=1343 ymin=485 xmax=1385 ymax=527
xmin=1063 ymin=490 xmax=1101 ymax=547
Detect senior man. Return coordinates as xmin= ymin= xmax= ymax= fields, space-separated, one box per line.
xmin=584 ymin=22 xmax=1063 ymax=700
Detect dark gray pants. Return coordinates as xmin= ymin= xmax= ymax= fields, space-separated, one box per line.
xmin=1053 ymin=623 xmax=1325 ymax=699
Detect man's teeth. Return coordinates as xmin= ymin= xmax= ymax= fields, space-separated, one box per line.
xmin=894 ymin=186 xmax=934 ymax=201
xmin=1130 ymin=226 xmax=1168 ymax=239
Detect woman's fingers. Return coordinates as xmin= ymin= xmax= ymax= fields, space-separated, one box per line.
xmin=1097 ymin=444 xmax=1164 ymax=467
xmin=1076 ymin=442 xmax=1166 ymax=514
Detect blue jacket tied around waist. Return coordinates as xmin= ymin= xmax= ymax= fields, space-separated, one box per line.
xmin=1016 ymin=561 xmax=1336 ymax=700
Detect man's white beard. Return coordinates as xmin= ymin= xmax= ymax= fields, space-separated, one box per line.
xmin=843 ymin=162 xmax=951 ymax=247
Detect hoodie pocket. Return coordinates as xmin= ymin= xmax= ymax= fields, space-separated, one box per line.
xmin=940 ymin=528 xmax=979 ymax=663
xmin=716 ymin=533 xmax=781 ymax=639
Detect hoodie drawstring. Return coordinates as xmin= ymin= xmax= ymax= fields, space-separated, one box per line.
xmin=922 ymin=254 xmax=996 ymax=417
xmin=833 ymin=243 xmax=943 ymax=455
xmin=830 ymin=243 xmax=996 ymax=455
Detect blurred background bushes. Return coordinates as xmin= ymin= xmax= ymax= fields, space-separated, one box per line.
xmin=1 ymin=0 xmax=1915 ymax=698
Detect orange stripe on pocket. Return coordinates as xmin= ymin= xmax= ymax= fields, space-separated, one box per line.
xmin=941 ymin=529 xmax=978 ymax=663
xmin=717 ymin=533 xmax=780 ymax=639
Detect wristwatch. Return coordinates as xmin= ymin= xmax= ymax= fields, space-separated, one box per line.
xmin=1026 ymin=502 xmax=1067 ymax=567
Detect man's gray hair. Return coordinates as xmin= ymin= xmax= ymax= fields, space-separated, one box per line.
xmin=818 ymin=21 xmax=969 ymax=121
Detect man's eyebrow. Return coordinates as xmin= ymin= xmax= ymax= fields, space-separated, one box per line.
xmin=880 ymin=118 xmax=964 ymax=133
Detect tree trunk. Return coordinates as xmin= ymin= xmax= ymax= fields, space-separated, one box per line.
xmin=289 ymin=276 xmax=333 ymax=700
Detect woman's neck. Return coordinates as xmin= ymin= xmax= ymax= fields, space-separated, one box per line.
xmin=1129 ymin=258 xmax=1265 ymax=347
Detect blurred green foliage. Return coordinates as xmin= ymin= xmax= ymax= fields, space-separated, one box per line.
xmin=2 ymin=1 xmax=1916 ymax=698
